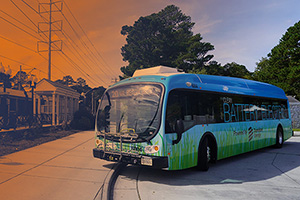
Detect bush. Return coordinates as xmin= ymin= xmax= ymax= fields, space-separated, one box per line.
xmin=70 ymin=108 xmax=95 ymax=130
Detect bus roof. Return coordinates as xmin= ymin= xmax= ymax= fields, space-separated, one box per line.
xmin=113 ymin=67 xmax=287 ymax=100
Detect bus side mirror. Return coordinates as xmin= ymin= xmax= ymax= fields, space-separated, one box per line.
xmin=172 ymin=119 xmax=184 ymax=145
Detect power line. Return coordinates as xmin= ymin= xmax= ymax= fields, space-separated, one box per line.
xmin=21 ymin=0 xmax=39 ymax=14
xmin=37 ymin=0 xmax=110 ymax=85
xmin=37 ymin=52 xmax=67 ymax=76
xmin=15 ymin=0 xmax=110 ymax=86
xmin=0 ymin=34 xmax=37 ymax=52
xmin=0 ymin=9 xmax=36 ymax=33
xmin=0 ymin=54 xmax=49 ymax=77
xmin=63 ymin=1 xmax=115 ymax=76
xmin=59 ymin=3 xmax=115 ymax=77
xmin=0 ymin=16 xmax=41 ymax=40
xmin=0 ymin=54 xmax=35 ymax=68
xmin=10 ymin=0 xmax=39 ymax=31
xmin=37 ymin=8 xmax=105 ymax=81
xmin=58 ymin=51 xmax=101 ymax=86
xmin=10 ymin=0 xmax=66 ymax=80
xmin=62 ymin=39 xmax=107 ymax=81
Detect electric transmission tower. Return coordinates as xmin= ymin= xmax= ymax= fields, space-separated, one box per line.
xmin=37 ymin=0 xmax=63 ymax=81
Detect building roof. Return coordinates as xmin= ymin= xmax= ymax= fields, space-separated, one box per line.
xmin=0 ymin=86 xmax=32 ymax=98
xmin=35 ymin=79 xmax=80 ymax=98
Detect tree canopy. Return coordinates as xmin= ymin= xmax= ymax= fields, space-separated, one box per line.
xmin=120 ymin=5 xmax=214 ymax=77
xmin=253 ymin=20 xmax=300 ymax=98
xmin=190 ymin=61 xmax=252 ymax=79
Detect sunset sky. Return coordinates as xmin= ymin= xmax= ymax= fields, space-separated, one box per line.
xmin=1 ymin=0 xmax=300 ymax=88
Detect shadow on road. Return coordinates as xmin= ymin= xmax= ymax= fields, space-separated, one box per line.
xmin=119 ymin=139 xmax=300 ymax=186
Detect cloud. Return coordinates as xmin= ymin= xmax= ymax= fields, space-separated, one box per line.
xmin=194 ymin=17 xmax=223 ymax=35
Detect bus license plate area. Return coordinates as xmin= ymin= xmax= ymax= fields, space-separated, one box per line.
xmin=141 ymin=156 xmax=153 ymax=166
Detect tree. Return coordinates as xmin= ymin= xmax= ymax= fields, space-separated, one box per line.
xmin=76 ymin=77 xmax=86 ymax=87
xmin=62 ymin=75 xmax=76 ymax=87
xmin=189 ymin=61 xmax=252 ymax=79
xmin=120 ymin=5 xmax=214 ymax=77
xmin=0 ymin=73 xmax=12 ymax=89
xmin=223 ymin=62 xmax=252 ymax=79
xmin=11 ymin=71 xmax=30 ymax=99
xmin=253 ymin=21 xmax=300 ymax=98
xmin=11 ymin=71 xmax=29 ymax=90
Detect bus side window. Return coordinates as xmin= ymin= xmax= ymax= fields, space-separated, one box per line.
xmin=165 ymin=92 xmax=181 ymax=133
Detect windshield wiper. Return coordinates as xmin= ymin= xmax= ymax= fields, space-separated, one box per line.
xmin=116 ymin=112 xmax=125 ymax=133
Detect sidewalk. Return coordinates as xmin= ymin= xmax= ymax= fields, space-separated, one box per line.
xmin=0 ymin=131 xmax=113 ymax=200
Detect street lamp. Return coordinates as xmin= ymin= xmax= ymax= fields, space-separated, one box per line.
xmin=28 ymin=75 xmax=38 ymax=118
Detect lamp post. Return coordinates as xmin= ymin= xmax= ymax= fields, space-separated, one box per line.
xmin=29 ymin=75 xmax=37 ymax=119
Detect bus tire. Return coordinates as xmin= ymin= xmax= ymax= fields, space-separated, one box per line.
xmin=197 ymin=137 xmax=210 ymax=171
xmin=275 ymin=126 xmax=284 ymax=148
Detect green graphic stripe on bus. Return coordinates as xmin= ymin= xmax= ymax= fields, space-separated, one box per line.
xmin=163 ymin=119 xmax=292 ymax=170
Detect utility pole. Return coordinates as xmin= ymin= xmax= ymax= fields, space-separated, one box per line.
xmin=48 ymin=0 xmax=52 ymax=80
xmin=37 ymin=0 xmax=63 ymax=81
xmin=18 ymin=65 xmax=22 ymax=90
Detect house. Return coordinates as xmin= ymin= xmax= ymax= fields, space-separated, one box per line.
xmin=0 ymin=87 xmax=32 ymax=129
xmin=34 ymin=79 xmax=80 ymax=126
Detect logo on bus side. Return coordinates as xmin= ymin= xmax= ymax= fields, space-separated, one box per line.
xmin=248 ymin=127 xmax=254 ymax=141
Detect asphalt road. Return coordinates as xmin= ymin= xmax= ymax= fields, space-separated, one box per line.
xmin=114 ymin=133 xmax=300 ymax=200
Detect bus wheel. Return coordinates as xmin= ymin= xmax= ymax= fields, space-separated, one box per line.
xmin=275 ymin=127 xmax=284 ymax=148
xmin=197 ymin=137 xmax=210 ymax=171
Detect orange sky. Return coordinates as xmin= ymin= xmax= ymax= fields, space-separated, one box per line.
xmin=0 ymin=0 xmax=182 ymax=88
xmin=1 ymin=0 xmax=300 ymax=88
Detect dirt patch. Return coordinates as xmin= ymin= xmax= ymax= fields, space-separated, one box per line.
xmin=0 ymin=128 xmax=79 ymax=156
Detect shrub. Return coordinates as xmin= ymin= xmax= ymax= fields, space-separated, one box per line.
xmin=70 ymin=108 xmax=95 ymax=130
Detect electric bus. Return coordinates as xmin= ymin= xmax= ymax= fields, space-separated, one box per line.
xmin=93 ymin=66 xmax=293 ymax=171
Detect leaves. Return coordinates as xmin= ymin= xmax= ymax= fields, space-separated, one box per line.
xmin=120 ymin=5 xmax=214 ymax=77
xmin=254 ymin=21 xmax=300 ymax=99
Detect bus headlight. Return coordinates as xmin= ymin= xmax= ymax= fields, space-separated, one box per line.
xmin=144 ymin=145 xmax=160 ymax=154
xmin=96 ymin=139 xmax=104 ymax=148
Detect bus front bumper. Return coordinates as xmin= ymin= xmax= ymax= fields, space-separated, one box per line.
xmin=93 ymin=148 xmax=168 ymax=169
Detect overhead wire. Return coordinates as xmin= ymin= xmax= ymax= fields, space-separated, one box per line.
xmin=58 ymin=51 xmax=99 ymax=86
xmin=58 ymin=2 xmax=115 ymax=77
xmin=10 ymin=0 xmax=69 ymax=78
xmin=8 ymin=0 xmax=111 ymax=86
xmin=63 ymin=1 xmax=116 ymax=76
xmin=36 ymin=0 xmax=107 ymax=86
xmin=0 ymin=15 xmax=41 ymax=40
xmin=0 ymin=53 xmax=51 ymax=78
xmin=0 ymin=9 xmax=37 ymax=33
xmin=10 ymin=0 xmax=40 ymax=31
xmin=21 ymin=0 xmax=39 ymax=14
xmin=0 ymin=34 xmax=37 ymax=53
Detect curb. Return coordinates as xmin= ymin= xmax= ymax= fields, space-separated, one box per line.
xmin=95 ymin=162 xmax=127 ymax=200
xmin=293 ymin=131 xmax=300 ymax=136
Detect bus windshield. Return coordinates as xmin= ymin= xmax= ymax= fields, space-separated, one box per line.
xmin=96 ymin=83 xmax=163 ymax=142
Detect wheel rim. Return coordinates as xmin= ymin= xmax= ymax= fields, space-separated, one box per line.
xmin=278 ymin=131 xmax=283 ymax=144
xmin=207 ymin=146 xmax=211 ymax=162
